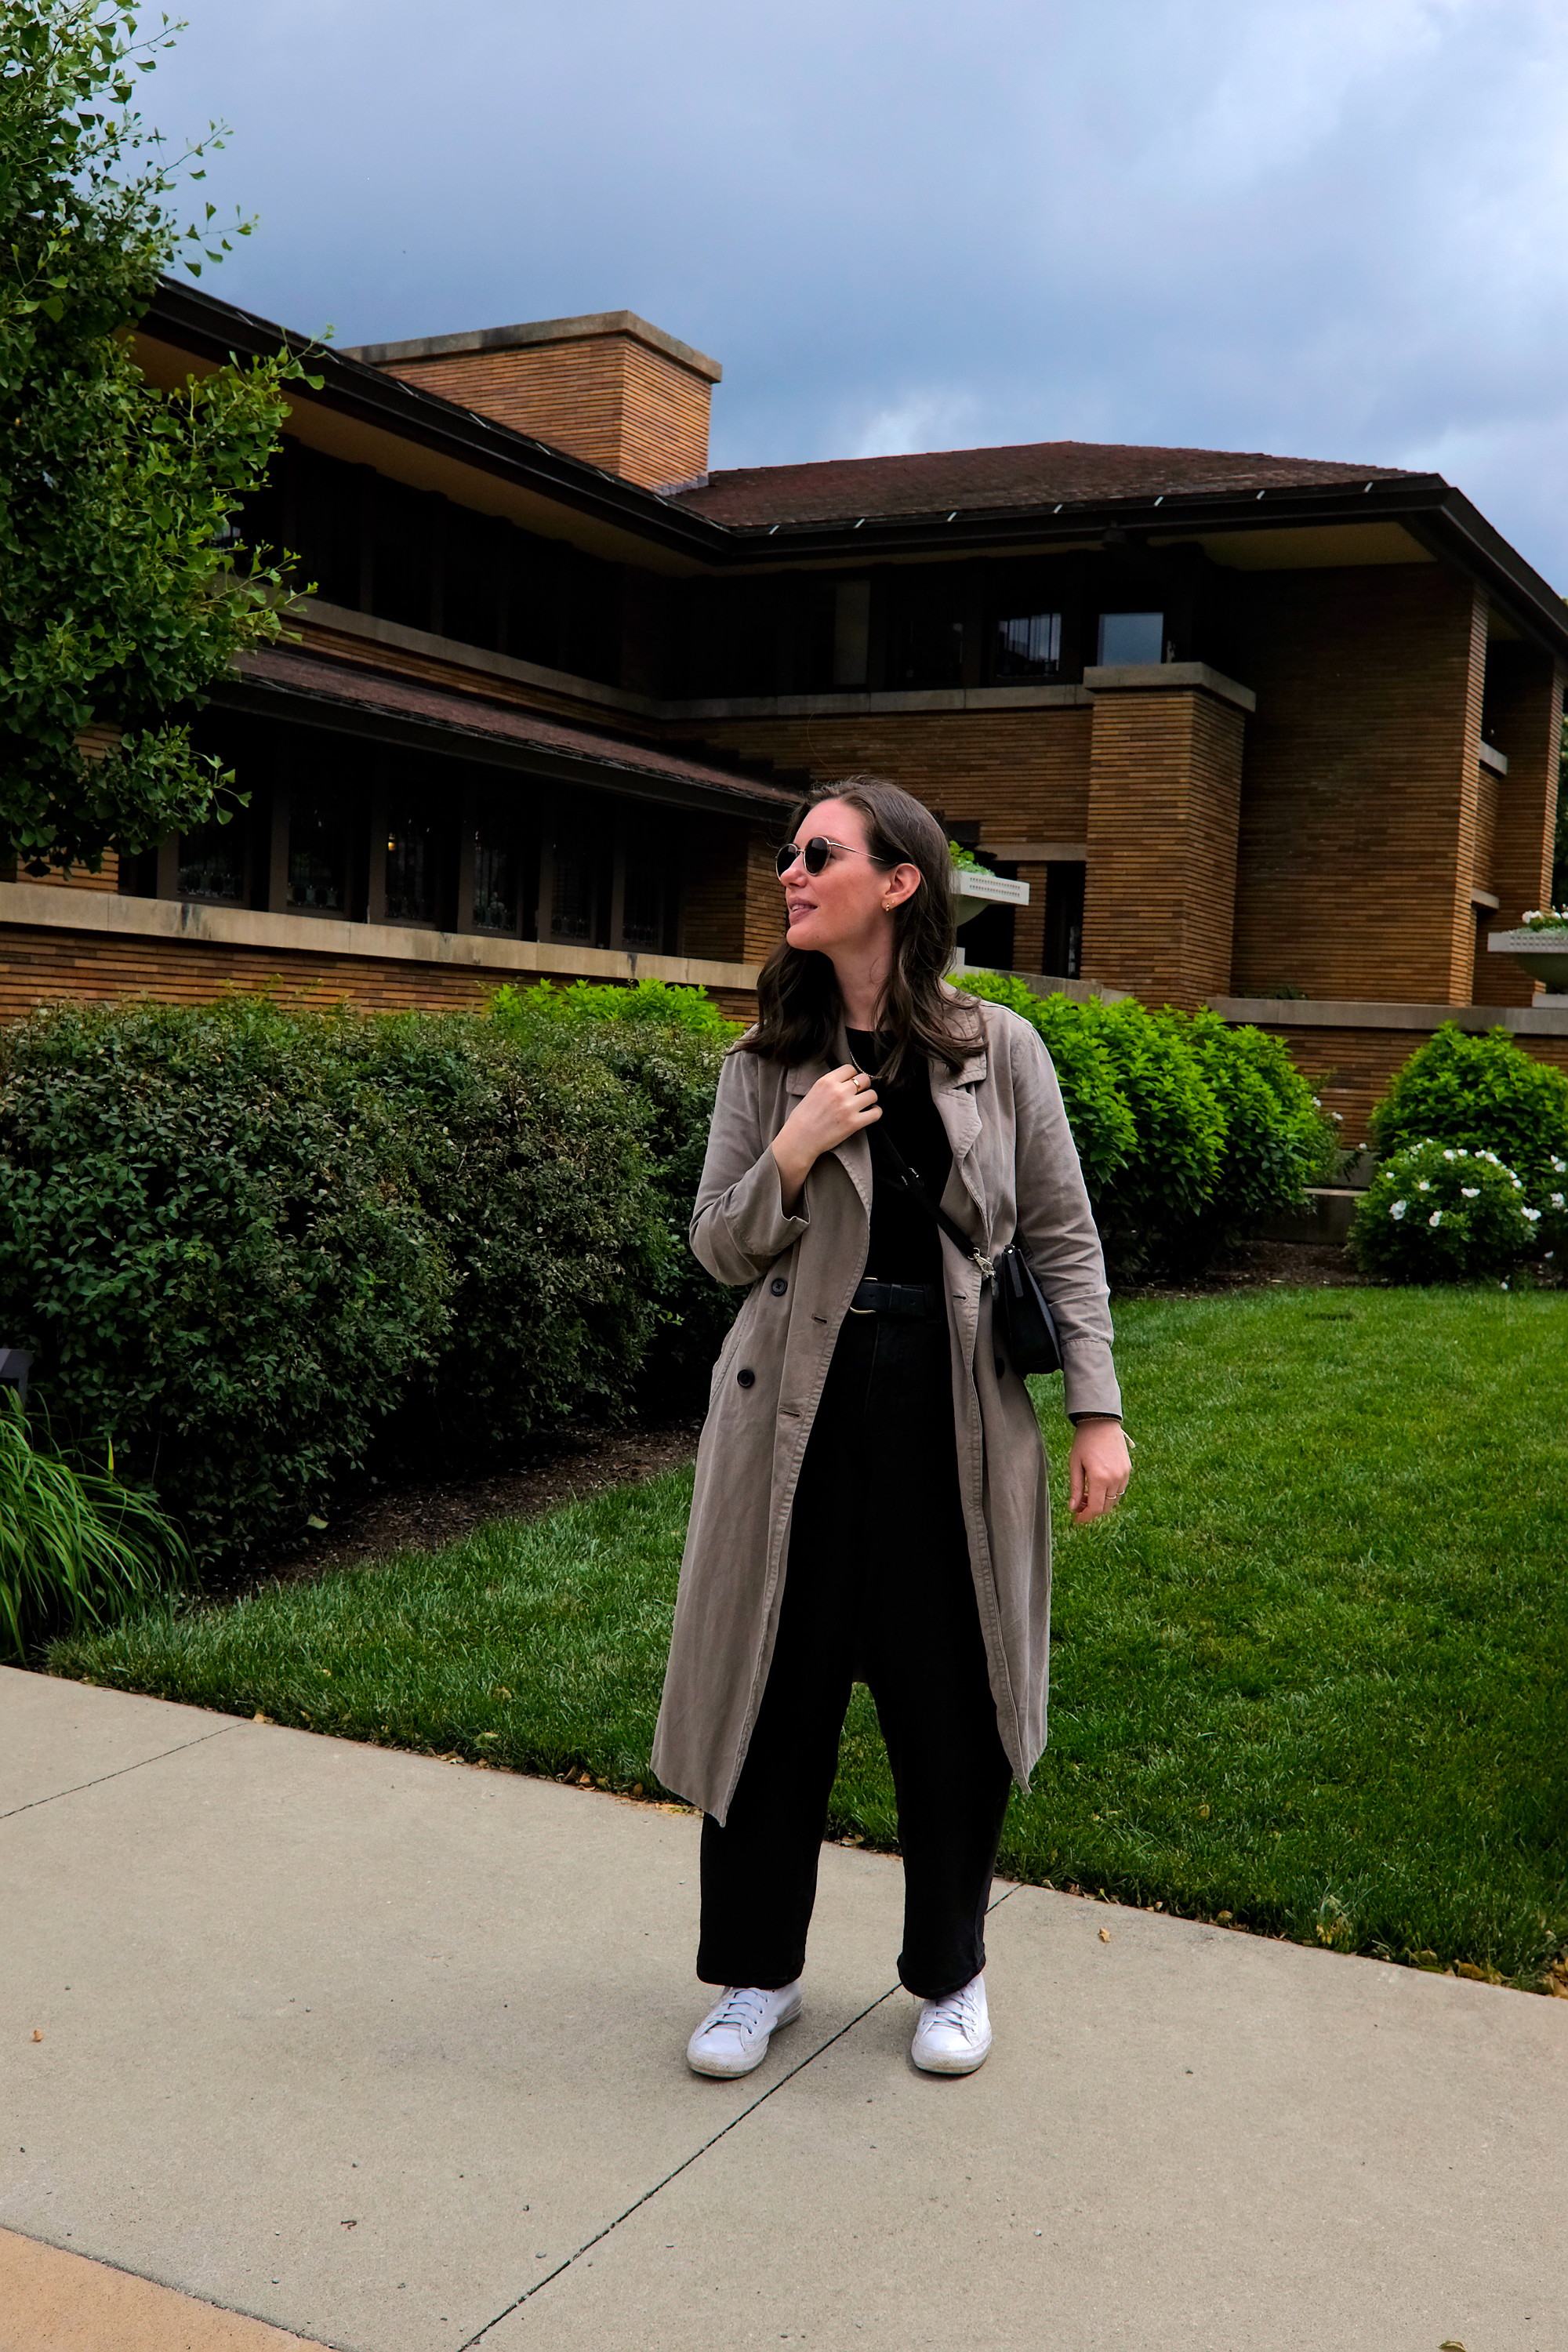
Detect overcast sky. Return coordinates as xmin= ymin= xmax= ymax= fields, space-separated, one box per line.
xmin=146 ymin=0 xmax=1568 ymax=583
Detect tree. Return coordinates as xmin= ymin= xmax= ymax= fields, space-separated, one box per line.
xmin=0 ymin=0 xmax=314 ymax=873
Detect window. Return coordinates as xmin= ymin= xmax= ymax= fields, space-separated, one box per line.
xmin=619 ymin=815 xmax=670 ymax=952
xmin=886 ymin=583 xmax=964 ymax=690
xmin=833 ymin=579 xmax=871 ymax=687
xmin=1044 ymin=862 xmax=1085 ymax=980
xmin=443 ymin=509 xmax=504 ymax=652
xmin=291 ymin=448 xmax=364 ymax=609
xmin=371 ymin=480 xmax=437 ymax=633
xmin=1097 ymin=611 xmax=1164 ymax=665
xmin=992 ymin=612 xmax=1062 ymax=681
xmin=289 ymin=790 xmax=351 ymax=913
xmin=470 ymin=800 xmax=520 ymax=934
xmin=546 ymin=815 xmax=602 ymax=943
xmin=176 ymin=815 xmax=246 ymax=904
xmin=383 ymin=793 xmax=438 ymax=924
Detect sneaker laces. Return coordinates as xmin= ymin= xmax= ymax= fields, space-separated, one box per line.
xmin=706 ymin=1987 xmax=773 ymax=2038
xmin=923 ymin=1982 xmax=981 ymax=2039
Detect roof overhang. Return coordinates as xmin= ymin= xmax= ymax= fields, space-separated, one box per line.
xmin=136 ymin=280 xmax=731 ymax=577
xmin=138 ymin=281 xmax=1568 ymax=666
xmin=216 ymin=646 xmax=799 ymax=822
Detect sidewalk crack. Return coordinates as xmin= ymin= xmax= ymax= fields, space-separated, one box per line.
xmin=456 ymin=1984 xmax=898 ymax=2347
xmin=0 ymin=1722 xmax=242 ymax=1821
xmin=459 ymin=1886 xmax=1018 ymax=2346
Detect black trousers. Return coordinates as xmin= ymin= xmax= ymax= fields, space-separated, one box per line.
xmin=698 ymin=1306 xmax=1014 ymax=2002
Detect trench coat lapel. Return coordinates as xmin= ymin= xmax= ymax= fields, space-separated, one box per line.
xmin=931 ymin=1044 xmax=989 ymax=1237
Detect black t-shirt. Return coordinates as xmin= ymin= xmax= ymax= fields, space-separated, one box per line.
xmin=845 ymin=1029 xmax=952 ymax=1287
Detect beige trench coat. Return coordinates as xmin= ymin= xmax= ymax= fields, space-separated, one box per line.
xmin=651 ymin=991 xmax=1121 ymax=1824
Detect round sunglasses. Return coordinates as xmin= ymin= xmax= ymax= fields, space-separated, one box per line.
xmin=774 ymin=835 xmax=889 ymax=879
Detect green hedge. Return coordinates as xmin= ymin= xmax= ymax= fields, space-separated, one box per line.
xmin=961 ymin=976 xmax=1337 ymax=1272
xmin=488 ymin=980 xmax=740 ymax=1404
xmin=0 ymin=993 xmax=692 ymax=1555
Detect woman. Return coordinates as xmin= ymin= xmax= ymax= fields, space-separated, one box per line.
xmin=652 ymin=778 xmax=1130 ymax=2080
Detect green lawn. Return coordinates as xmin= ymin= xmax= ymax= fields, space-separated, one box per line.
xmin=49 ymin=1288 xmax=1568 ymax=1988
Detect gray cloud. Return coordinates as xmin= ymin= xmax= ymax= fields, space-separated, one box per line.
xmin=148 ymin=0 xmax=1568 ymax=582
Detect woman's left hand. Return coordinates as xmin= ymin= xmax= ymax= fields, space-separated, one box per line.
xmin=1068 ymin=1418 xmax=1132 ymax=1526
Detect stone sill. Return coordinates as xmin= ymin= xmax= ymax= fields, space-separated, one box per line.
xmin=0 ymin=882 xmax=759 ymax=993
xmin=670 ymin=684 xmax=1093 ymax=720
xmin=1211 ymin=993 xmax=1568 ymax=1036
xmin=1478 ymin=741 xmax=1509 ymax=775
xmin=1081 ymin=662 xmax=1257 ymax=713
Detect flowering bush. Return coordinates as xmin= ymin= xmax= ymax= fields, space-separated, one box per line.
xmin=1348 ymin=1141 xmax=1544 ymax=1282
xmin=1519 ymin=907 xmax=1568 ymax=931
xmin=1368 ymin=1023 xmax=1568 ymax=1192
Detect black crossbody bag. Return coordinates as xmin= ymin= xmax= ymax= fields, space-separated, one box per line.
xmin=870 ymin=1129 xmax=1063 ymax=1379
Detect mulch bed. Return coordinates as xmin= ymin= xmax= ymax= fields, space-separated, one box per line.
xmin=211 ymin=1417 xmax=704 ymax=1602
xmin=215 ymin=1240 xmax=1357 ymax=1602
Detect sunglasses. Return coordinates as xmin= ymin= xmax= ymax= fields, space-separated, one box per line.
xmin=775 ymin=835 xmax=889 ymax=879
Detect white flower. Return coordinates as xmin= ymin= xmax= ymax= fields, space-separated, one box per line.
xmin=1312 ymin=1095 xmax=1321 ymax=1106
xmin=1512 ymin=1176 xmax=1523 ymax=1189
xmin=1443 ymin=1149 xmax=1457 ymax=1161
xmin=1461 ymin=1186 xmax=1479 ymax=1198
xmin=1390 ymin=1200 xmax=1407 ymax=1221
xmin=1523 ymin=1206 xmax=1542 ymax=1222
xmin=1429 ymin=1210 xmax=1443 ymax=1227
xmin=1552 ymin=1193 xmax=1566 ymax=1210
xmin=1416 ymin=1180 xmax=1431 ymax=1192
xmin=1552 ymin=1157 xmax=1566 ymax=1174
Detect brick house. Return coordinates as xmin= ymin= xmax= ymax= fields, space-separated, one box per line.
xmin=4 ymin=278 xmax=1564 ymax=1135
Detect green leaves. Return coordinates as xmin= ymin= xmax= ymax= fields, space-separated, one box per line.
xmin=0 ymin=1385 xmax=188 ymax=1661
xmin=0 ymin=0 xmax=302 ymax=870
xmin=0 ymin=1000 xmax=681 ymax=1558
xmin=960 ymin=975 xmax=1338 ymax=1276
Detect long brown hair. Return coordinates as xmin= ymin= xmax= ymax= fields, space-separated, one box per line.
xmin=739 ymin=776 xmax=982 ymax=1081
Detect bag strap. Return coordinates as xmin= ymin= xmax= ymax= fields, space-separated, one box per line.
xmin=870 ymin=1126 xmax=996 ymax=1280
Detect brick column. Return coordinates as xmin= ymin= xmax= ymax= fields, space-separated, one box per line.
xmin=679 ymin=818 xmax=783 ymax=967
xmin=1080 ymin=664 xmax=1253 ymax=1007
xmin=1474 ymin=640 xmax=1564 ymax=1005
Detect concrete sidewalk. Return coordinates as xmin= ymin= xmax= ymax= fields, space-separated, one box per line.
xmin=2 ymin=1666 xmax=1563 ymax=2352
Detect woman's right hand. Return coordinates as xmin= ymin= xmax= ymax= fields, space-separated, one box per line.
xmin=771 ymin=1064 xmax=880 ymax=1212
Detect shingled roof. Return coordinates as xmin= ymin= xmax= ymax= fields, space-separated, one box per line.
xmin=673 ymin=440 xmax=1421 ymax=528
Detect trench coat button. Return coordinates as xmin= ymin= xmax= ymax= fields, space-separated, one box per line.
xmin=770 ymin=1276 xmax=788 ymax=1296
xmin=736 ymin=1367 xmax=756 ymax=1388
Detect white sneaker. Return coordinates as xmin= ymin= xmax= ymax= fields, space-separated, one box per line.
xmin=911 ymin=1970 xmax=992 ymax=2074
xmin=686 ymin=1981 xmax=804 ymax=2078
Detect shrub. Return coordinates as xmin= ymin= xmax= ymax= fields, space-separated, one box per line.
xmin=959 ymin=979 xmax=1338 ymax=1274
xmin=1173 ymin=1009 xmax=1341 ymax=1260
xmin=1348 ymin=1141 xmax=1544 ymax=1283
xmin=492 ymin=981 xmax=741 ymax=1403
xmin=343 ymin=1011 xmax=673 ymax=1461
xmin=1369 ymin=1025 xmax=1568 ymax=1189
xmin=960 ymin=973 xmax=1137 ymax=1196
xmin=0 ymin=1388 xmax=188 ymax=1661
xmin=0 ymin=998 xmax=448 ymax=1555
xmin=0 ymin=996 xmax=674 ymax=1554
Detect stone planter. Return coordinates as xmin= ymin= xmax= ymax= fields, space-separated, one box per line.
xmin=953 ymin=867 xmax=1030 ymax=928
xmin=1487 ymin=928 xmax=1568 ymax=993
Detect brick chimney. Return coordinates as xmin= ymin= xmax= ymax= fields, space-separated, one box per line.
xmin=344 ymin=311 xmax=721 ymax=492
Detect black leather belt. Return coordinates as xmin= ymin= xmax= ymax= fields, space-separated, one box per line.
xmin=849 ymin=1278 xmax=939 ymax=1319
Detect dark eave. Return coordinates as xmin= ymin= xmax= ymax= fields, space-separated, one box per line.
xmin=717 ymin=476 xmax=1568 ymax=664
xmin=143 ymin=280 xmax=1568 ymax=665
xmin=215 ymin=643 xmax=799 ymax=821
xmin=140 ymin=278 xmax=731 ymax=566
